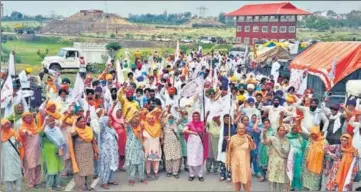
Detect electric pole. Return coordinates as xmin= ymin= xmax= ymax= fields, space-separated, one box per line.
xmin=196 ymin=6 xmax=208 ymax=18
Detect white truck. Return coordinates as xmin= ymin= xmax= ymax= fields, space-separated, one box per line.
xmin=42 ymin=42 xmax=109 ymax=71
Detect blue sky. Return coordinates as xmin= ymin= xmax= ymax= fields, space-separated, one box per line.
xmin=3 ymin=1 xmax=361 ymax=17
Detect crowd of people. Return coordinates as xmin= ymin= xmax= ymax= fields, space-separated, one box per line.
xmin=1 ymin=49 xmax=361 ymax=192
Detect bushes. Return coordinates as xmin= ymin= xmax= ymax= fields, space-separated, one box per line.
xmin=1 ymin=47 xmax=22 ymax=63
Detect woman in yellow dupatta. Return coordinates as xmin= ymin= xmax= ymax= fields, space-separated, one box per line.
xmin=226 ymin=123 xmax=255 ymax=192
xmin=37 ymin=100 xmax=61 ymax=128
xmin=19 ymin=112 xmax=42 ymax=189
xmin=68 ymin=116 xmax=99 ymax=191
xmin=141 ymin=107 xmax=162 ymax=178
xmin=325 ymin=133 xmax=359 ymax=191
xmin=1 ymin=119 xmax=23 ymax=192
xmin=59 ymin=106 xmax=76 ymax=177
xmin=302 ymin=126 xmax=328 ymax=191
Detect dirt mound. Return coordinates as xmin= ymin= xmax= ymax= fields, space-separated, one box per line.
xmin=39 ymin=10 xmax=153 ymax=35
xmin=184 ymin=17 xmax=225 ymax=28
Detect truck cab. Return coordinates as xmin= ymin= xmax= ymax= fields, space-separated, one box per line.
xmin=42 ymin=48 xmax=81 ymax=71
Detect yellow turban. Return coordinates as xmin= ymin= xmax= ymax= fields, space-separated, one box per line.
xmin=25 ymin=67 xmax=33 ymax=73
xmin=230 ymin=76 xmax=237 ymax=82
xmin=237 ymin=95 xmax=246 ymax=101
xmin=105 ymin=74 xmax=113 ymax=80
xmin=286 ymin=94 xmax=296 ymax=103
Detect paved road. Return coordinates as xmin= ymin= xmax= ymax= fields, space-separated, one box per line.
xmin=93 ymin=169 xmax=269 ymax=191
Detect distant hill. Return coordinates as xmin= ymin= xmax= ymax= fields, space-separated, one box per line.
xmin=39 ymin=10 xmax=153 ymax=35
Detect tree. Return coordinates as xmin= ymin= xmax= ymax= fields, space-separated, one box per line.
xmin=37 ymin=49 xmax=49 ymax=60
xmin=316 ymin=20 xmax=330 ymax=31
xmin=218 ymin=12 xmax=226 ymax=24
xmin=106 ymin=42 xmax=122 ymax=59
xmin=327 ymin=10 xmax=337 ymax=16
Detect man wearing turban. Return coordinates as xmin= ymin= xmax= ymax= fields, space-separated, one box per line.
xmin=18 ymin=67 xmax=33 ymax=105
xmin=160 ymin=86 xmax=179 ymax=118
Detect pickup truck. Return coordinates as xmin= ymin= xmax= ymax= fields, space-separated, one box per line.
xmin=42 ymin=48 xmax=83 ymax=71
xmin=42 ymin=43 xmax=108 ymax=71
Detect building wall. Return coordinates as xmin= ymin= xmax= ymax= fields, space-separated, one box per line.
xmin=235 ymin=21 xmax=297 ymax=44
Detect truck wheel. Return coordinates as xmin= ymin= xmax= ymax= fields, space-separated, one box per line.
xmin=49 ymin=64 xmax=61 ymax=72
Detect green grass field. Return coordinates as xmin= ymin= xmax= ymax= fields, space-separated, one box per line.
xmin=2 ymin=40 xmax=72 ymax=66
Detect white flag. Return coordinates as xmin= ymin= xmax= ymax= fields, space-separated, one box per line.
xmin=208 ymin=94 xmax=231 ymax=118
xmin=191 ymin=63 xmax=202 ymax=79
xmin=125 ymin=48 xmax=130 ymax=60
xmin=8 ymin=52 xmax=15 ymax=77
xmin=106 ymin=56 xmax=112 ymax=68
xmin=175 ymin=40 xmax=180 ymax=61
xmin=71 ymin=73 xmax=85 ymax=102
xmin=343 ymin=157 xmax=357 ymax=191
xmin=115 ymin=59 xmax=124 ymax=83
xmin=179 ymin=77 xmax=204 ymax=98
xmin=0 ymin=75 xmax=13 ymax=108
xmin=327 ymin=57 xmax=337 ymax=80
xmin=286 ymin=147 xmax=295 ymax=183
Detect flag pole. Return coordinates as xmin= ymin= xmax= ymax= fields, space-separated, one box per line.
xmin=203 ymin=89 xmax=205 ymax=124
xmin=229 ymin=94 xmax=232 ymax=138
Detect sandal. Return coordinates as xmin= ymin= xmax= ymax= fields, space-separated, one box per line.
xmin=173 ymin=174 xmax=180 ymax=179
xmin=140 ymin=180 xmax=148 ymax=184
xmin=101 ymin=184 xmax=110 ymax=189
xmin=108 ymin=181 xmax=119 ymax=185
xmin=128 ymin=180 xmax=135 ymax=186
xmin=198 ymin=177 xmax=204 ymax=182
xmin=154 ymin=173 xmax=159 ymax=179
xmin=258 ymin=177 xmax=265 ymax=182
xmin=188 ymin=176 xmax=195 ymax=181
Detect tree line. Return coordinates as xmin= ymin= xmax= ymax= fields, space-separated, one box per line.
xmin=2 ymin=11 xmax=49 ymax=21
xmin=128 ymin=11 xmax=193 ymax=25
xmin=298 ymin=10 xmax=361 ymax=31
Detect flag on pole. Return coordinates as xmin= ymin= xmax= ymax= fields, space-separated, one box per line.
xmin=175 ymin=40 xmax=180 ymax=61
xmin=327 ymin=57 xmax=337 ymax=80
xmin=253 ymin=44 xmax=257 ymax=59
xmin=106 ymin=56 xmax=112 ymax=67
xmin=8 ymin=52 xmax=16 ymax=77
xmin=71 ymin=73 xmax=85 ymax=102
xmin=245 ymin=45 xmax=249 ymax=57
xmin=191 ymin=63 xmax=202 ymax=79
xmin=286 ymin=147 xmax=295 ymax=183
xmin=115 ymin=59 xmax=124 ymax=83
xmin=343 ymin=157 xmax=357 ymax=191
xmin=179 ymin=76 xmax=204 ymax=98
xmin=125 ymin=48 xmax=130 ymax=60
xmin=0 ymin=75 xmax=13 ymax=108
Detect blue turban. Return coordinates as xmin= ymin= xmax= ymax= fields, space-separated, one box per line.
xmin=275 ymin=90 xmax=284 ymax=97
xmin=347 ymin=99 xmax=357 ymax=106
xmin=247 ymin=98 xmax=255 ymax=104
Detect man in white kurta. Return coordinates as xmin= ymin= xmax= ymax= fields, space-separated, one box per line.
xmin=296 ymin=98 xmax=329 ymax=134
xmin=270 ymin=59 xmax=281 ymax=83
xmin=262 ymin=97 xmax=285 ymax=130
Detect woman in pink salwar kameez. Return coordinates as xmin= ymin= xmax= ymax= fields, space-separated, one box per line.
xmin=109 ymin=102 xmax=126 ymax=170
xmin=19 ymin=112 xmax=42 ymax=189
xmin=183 ymin=111 xmax=209 ymax=182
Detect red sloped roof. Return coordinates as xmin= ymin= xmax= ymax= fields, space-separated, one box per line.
xmin=225 ymin=2 xmax=311 ymax=16
xmin=289 ymin=42 xmax=361 ymax=91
